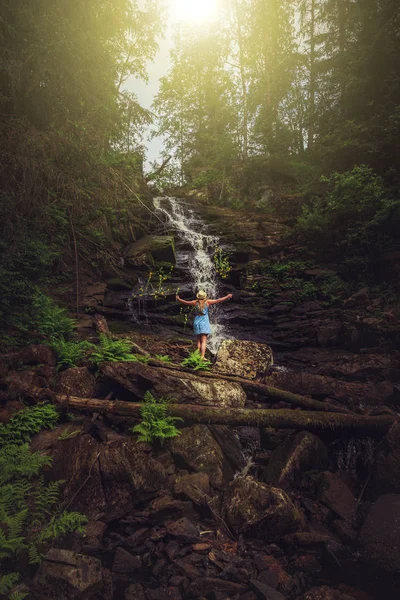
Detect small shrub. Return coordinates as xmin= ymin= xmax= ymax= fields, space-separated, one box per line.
xmin=213 ymin=247 xmax=232 ymax=279
xmin=131 ymin=391 xmax=182 ymax=443
xmin=0 ymin=404 xmax=59 ymax=448
xmin=181 ymin=350 xmax=212 ymax=371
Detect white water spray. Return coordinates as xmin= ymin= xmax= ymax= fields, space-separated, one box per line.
xmin=153 ymin=197 xmax=231 ymax=353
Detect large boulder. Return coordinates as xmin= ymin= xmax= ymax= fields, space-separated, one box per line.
xmin=125 ymin=235 xmax=175 ymax=265
xmin=214 ymin=340 xmax=273 ymax=380
xmin=221 ymin=475 xmax=302 ymax=540
xmin=32 ymin=549 xmax=104 ymax=599
xmin=358 ymin=494 xmax=400 ymax=572
xmin=30 ymin=430 xmax=168 ymax=520
xmin=99 ymin=362 xmax=246 ymax=408
xmin=371 ymin=423 xmax=400 ymax=496
xmin=317 ymin=472 xmax=357 ymax=523
xmin=263 ymin=432 xmax=328 ymax=489
xmin=169 ymin=424 xmax=244 ymax=488
xmin=56 ymin=367 xmax=96 ymax=398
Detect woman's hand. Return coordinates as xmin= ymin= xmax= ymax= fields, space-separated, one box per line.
xmin=228 ymin=293 xmax=233 ymax=300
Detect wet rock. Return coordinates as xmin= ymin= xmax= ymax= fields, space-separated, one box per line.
xmin=174 ymin=472 xmax=210 ymax=503
xmin=208 ymin=424 xmax=247 ymax=473
xmin=56 ymin=367 xmax=96 ymax=397
xmin=125 ymin=583 xmax=146 ymax=600
xmin=125 ymin=235 xmax=175 ymax=264
xmin=371 ymin=423 xmax=400 ymax=495
xmin=99 ymin=362 xmax=246 ymax=408
xmin=250 ymin=580 xmax=287 ymax=600
xmin=112 ymin=547 xmax=142 ymax=573
xmin=33 ymin=432 xmax=167 ymax=520
xmin=2 ymin=344 xmax=57 ymax=367
xmin=317 ymin=472 xmax=357 ymax=523
xmin=170 ymin=425 xmax=237 ymax=488
xmin=332 ymin=519 xmax=357 ymax=544
xmin=255 ymin=555 xmax=294 ymax=594
xmin=214 ymin=340 xmax=273 ymax=379
xmin=297 ymin=586 xmax=355 ymax=600
xmin=358 ymin=494 xmax=400 ymax=572
xmin=189 ymin=577 xmax=248 ymax=597
xmin=166 ymin=517 xmax=199 ymax=543
xmin=105 ymin=277 xmax=135 ymax=291
xmin=32 ymin=548 xmax=103 ymax=599
xmin=263 ymin=432 xmax=328 ymax=489
xmin=221 ymin=476 xmax=301 ymax=540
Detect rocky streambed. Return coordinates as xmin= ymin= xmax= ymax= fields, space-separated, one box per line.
xmin=1 ymin=197 xmax=400 ymax=599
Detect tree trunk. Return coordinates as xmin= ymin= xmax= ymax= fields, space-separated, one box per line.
xmin=53 ymin=395 xmax=394 ymax=433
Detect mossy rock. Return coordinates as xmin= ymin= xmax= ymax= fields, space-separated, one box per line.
xmin=125 ymin=235 xmax=175 ymax=264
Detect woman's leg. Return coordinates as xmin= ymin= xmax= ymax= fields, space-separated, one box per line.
xmin=200 ymin=334 xmax=208 ymax=359
xmin=197 ymin=335 xmax=201 ymax=353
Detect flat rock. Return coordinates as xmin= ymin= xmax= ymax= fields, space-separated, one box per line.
xmin=174 ymin=472 xmax=210 ymax=503
xmin=166 ymin=517 xmax=199 ymax=543
xmin=112 ymin=547 xmax=142 ymax=573
xmin=221 ymin=476 xmax=302 ymax=540
xmin=125 ymin=235 xmax=175 ymax=264
xmin=32 ymin=549 xmax=103 ymax=599
xmin=214 ymin=340 xmax=273 ymax=379
xmin=263 ymin=432 xmax=328 ymax=489
xmin=250 ymin=580 xmax=287 ymax=600
xmin=317 ymin=472 xmax=356 ymax=523
xmin=358 ymin=494 xmax=400 ymax=572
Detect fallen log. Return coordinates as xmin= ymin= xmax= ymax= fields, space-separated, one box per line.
xmin=126 ymin=360 xmax=351 ymax=414
xmin=53 ymin=395 xmax=395 ymax=433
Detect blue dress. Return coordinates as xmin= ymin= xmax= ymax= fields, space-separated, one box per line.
xmin=193 ymin=304 xmax=211 ymax=335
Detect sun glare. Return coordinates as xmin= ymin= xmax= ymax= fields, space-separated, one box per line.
xmin=172 ymin=0 xmax=219 ymax=23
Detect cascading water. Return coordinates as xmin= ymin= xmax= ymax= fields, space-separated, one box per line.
xmin=153 ymin=196 xmax=232 ymax=353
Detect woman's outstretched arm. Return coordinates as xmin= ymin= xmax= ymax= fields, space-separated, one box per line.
xmin=176 ymin=295 xmax=197 ymax=306
xmin=208 ymin=294 xmax=233 ymax=306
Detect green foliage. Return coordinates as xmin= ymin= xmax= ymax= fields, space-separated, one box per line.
xmin=131 ymin=391 xmax=182 ymax=443
xmin=89 ymin=334 xmax=137 ymax=366
xmin=181 ymin=350 xmax=212 ymax=371
xmin=213 ymin=247 xmax=232 ymax=279
xmin=52 ymin=338 xmax=96 ymax=370
xmin=31 ymin=292 xmax=76 ymax=341
xmin=0 ymin=405 xmax=88 ymax=584
xmin=0 ymin=404 xmax=59 ymax=448
xmin=154 ymin=354 xmax=172 ymax=363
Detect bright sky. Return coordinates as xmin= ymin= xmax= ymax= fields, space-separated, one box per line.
xmin=125 ymin=0 xmax=221 ymax=170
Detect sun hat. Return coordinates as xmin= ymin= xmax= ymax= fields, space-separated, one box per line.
xmin=196 ymin=290 xmax=207 ymax=300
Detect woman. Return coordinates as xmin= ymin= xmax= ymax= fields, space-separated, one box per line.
xmin=176 ymin=289 xmax=233 ymax=358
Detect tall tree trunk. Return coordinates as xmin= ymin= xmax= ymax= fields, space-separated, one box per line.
xmin=308 ymin=0 xmax=316 ymax=148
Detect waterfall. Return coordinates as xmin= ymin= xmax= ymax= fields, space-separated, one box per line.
xmin=153 ymin=196 xmax=231 ymax=353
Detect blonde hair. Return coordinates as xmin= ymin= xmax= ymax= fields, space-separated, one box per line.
xmin=196 ymin=290 xmax=207 ymax=315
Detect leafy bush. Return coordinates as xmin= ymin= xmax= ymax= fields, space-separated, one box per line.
xmin=181 ymin=350 xmax=212 ymax=371
xmin=131 ymin=391 xmax=182 ymax=443
xmin=213 ymin=247 xmax=232 ymax=279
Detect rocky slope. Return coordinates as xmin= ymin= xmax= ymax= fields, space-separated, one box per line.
xmin=1 ymin=197 xmax=400 ymax=600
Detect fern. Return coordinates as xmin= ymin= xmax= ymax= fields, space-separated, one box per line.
xmin=0 ymin=404 xmax=59 ymax=447
xmin=32 ymin=292 xmax=76 ymax=341
xmin=181 ymin=350 xmax=212 ymax=371
xmin=0 ymin=444 xmax=52 ymax=485
xmin=30 ymin=478 xmax=64 ymax=526
xmin=0 ymin=573 xmax=20 ymax=595
xmin=52 ymin=338 xmax=96 ymax=370
xmin=10 ymin=591 xmax=29 ymax=600
xmin=131 ymin=391 xmax=182 ymax=444
xmin=154 ymin=354 xmax=172 ymax=363
xmin=37 ymin=511 xmax=88 ymax=544
xmin=89 ymin=334 xmax=137 ymax=365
